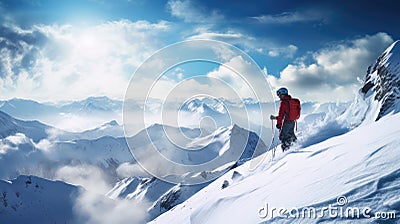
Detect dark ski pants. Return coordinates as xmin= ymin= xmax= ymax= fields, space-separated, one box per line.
xmin=279 ymin=120 xmax=297 ymax=151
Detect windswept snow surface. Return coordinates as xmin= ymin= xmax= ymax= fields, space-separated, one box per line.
xmin=151 ymin=113 xmax=400 ymax=223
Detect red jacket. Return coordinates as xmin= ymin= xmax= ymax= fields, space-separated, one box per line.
xmin=277 ymin=95 xmax=292 ymax=126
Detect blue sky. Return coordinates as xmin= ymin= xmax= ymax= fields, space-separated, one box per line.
xmin=0 ymin=0 xmax=399 ymax=102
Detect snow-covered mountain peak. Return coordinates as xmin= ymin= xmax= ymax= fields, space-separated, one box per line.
xmin=106 ymin=120 xmax=119 ymax=126
xmin=177 ymin=97 xmax=232 ymax=129
xmin=129 ymin=122 xmax=265 ymax=169
xmin=379 ymin=40 xmax=400 ymax=69
xmin=180 ymin=97 xmax=227 ymax=114
xmin=362 ymin=40 xmax=400 ymax=120
xmin=61 ymin=96 xmax=122 ymax=113
xmin=110 ymin=123 xmax=267 ymax=221
xmin=340 ymin=40 xmax=400 ymax=127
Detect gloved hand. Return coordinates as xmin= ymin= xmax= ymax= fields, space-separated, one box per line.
xmin=270 ymin=115 xmax=277 ymax=120
xmin=276 ymin=124 xmax=282 ymax=129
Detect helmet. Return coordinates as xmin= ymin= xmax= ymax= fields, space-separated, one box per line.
xmin=276 ymin=87 xmax=288 ymax=96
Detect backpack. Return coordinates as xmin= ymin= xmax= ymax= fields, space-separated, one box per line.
xmin=288 ymin=98 xmax=301 ymax=120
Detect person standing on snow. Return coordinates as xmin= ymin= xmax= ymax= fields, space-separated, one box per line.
xmin=270 ymin=87 xmax=300 ymax=151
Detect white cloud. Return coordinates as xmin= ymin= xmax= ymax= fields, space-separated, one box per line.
xmin=55 ymin=164 xmax=112 ymax=194
xmin=268 ymin=45 xmax=298 ymax=58
xmin=0 ymin=20 xmax=170 ymax=102
xmin=4 ymin=133 xmax=30 ymax=145
xmin=167 ymin=0 xmax=223 ymax=23
xmin=268 ymin=32 xmax=394 ymax=102
xmin=138 ymin=55 xmax=272 ymax=103
xmin=187 ymin=29 xmax=253 ymax=57
xmin=116 ymin=162 xmax=151 ymax=178
xmin=0 ymin=133 xmax=30 ymax=154
xmin=74 ymin=190 xmax=149 ymax=224
xmin=34 ymin=138 xmax=53 ymax=152
xmin=188 ymin=30 xmax=246 ymax=40
xmin=52 ymin=113 xmax=121 ymax=132
xmin=186 ymin=27 xmax=298 ymax=59
xmin=253 ymin=10 xmax=328 ymax=24
xmin=209 ymin=56 xmax=276 ymax=101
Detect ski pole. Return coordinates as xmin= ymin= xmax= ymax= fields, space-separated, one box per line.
xmin=271 ymin=118 xmax=277 ymax=161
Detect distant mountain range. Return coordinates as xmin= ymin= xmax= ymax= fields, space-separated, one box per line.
xmin=0 ymin=108 xmax=268 ymax=222
xmin=0 ymin=96 xmax=123 ymax=118
xmin=0 ymin=96 xmax=123 ymax=132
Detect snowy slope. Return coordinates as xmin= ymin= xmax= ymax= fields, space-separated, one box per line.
xmin=59 ymin=120 xmax=124 ymax=140
xmin=79 ymin=120 xmax=123 ymax=139
xmin=0 ymin=175 xmax=147 ymax=224
xmin=151 ymin=111 xmax=400 ymax=224
xmin=107 ymin=176 xmax=207 ymax=222
xmin=0 ymin=175 xmax=81 ymax=223
xmin=0 ymin=98 xmax=59 ymax=120
xmin=0 ymin=111 xmax=50 ymax=142
xmin=47 ymin=136 xmax=132 ymax=168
